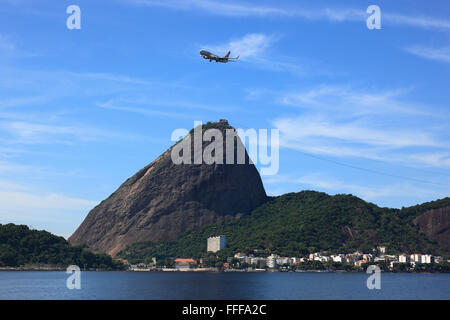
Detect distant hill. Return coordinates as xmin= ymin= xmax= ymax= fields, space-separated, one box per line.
xmin=119 ymin=191 xmax=450 ymax=263
xmin=66 ymin=119 xmax=449 ymax=262
xmin=69 ymin=119 xmax=267 ymax=256
xmin=0 ymin=224 xmax=123 ymax=269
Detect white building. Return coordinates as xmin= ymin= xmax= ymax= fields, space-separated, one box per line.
xmin=421 ymin=255 xmax=433 ymax=264
xmin=313 ymin=255 xmax=330 ymax=263
xmin=267 ymin=254 xmax=278 ymax=268
xmin=207 ymin=235 xmax=227 ymax=253
xmin=250 ymin=257 xmax=267 ymax=268
xmin=331 ymin=255 xmax=345 ymax=263
xmin=292 ymin=257 xmax=304 ymax=264
xmin=398 ymin=255 xmax=409 ymax=263
xmin=276 ymin=257 xmax=289 ymax=265
xmin=378 ymin=245 xmax=387 ymax=254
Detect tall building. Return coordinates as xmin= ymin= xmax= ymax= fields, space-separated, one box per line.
xmin=267 ymin=254 xmax=278 ymax=268
xmin=207 ymin=235 xmax=227 ymax=252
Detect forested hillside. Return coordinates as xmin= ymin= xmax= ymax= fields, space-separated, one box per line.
xmin=119 ymin=191 xmax=448 ymax=263
xmin=0 ymin=224 xmax=123 ymax=269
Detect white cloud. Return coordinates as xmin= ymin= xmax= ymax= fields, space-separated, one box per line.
xmin=128 ymin=0 xmax=450 ymax=30
xmin=384 ymin=13 xmax=450 ymax=30
xmin=0 ymin=180 xmax=98 ymax=238
xmin=98 ymin=96 xmax=236 ymax=115
xmin=66 ymin=71 xmax=155 ymax=86
xmin=0 ymin=35 xmax=15 ymax=55
xmin=203 ymin=33 xmax=275 ymax=60
xmin=280 ymin=85 xmax=426 ymax=116
xmin=404 ymin=46 xmax=450 ymax=63
xmin=297 ymin=175 xmax=447 ymax=202
xmin=0 ymin=121 xmax=139 ymax=145
xmin=272 ymin=85 xmax=450 ymax=168
xmin=0 ymin=161 xmax=33 ymax=173
xmin=264 ymin=173 xmax=449 ymax=205
xmin=0 ymin=190 xmax=98 ymax=211
xmin=275 ymin=115 xmax=439 ymax=150
xmin=274 ymin=114 xmax=450 ymax=167
xmin=0 ymin=179 xmax=97 ymax=211
xmin=129 ymin=0 xmax=301 ymax=17
xmin=0 ymin=96 xmax=47 ymax=109
xmin=202 ymin=33 xmax=309 ymax=74
xmin=0 ymin=34 xmax=38 ymax=59
xmin=97 ymin=100 xmax=193 ymax=119
xmin=409 ymin=153 xmax=450 ymax=168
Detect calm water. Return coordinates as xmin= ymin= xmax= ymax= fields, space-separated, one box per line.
xmin=0 ymin=271 xmax=449 ymax=300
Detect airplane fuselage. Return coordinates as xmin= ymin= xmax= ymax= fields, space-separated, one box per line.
xmin=200 ymin=50 xmax=231 ymax=63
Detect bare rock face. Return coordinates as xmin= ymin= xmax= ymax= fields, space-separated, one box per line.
xmin=69 ymin=120 xmax=267 ymax=256
xmin=413 ymin=206 xmax=450 ymax=251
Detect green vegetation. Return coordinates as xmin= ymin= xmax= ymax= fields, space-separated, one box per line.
xmin=399 ymin=197 xmax=450 ymax=221
xmin=119 ymin=191 xmax=449 ymax=263
xmin=0 ymin=224 xmax=124 ymax=269
xmin=189 ymin=120 xmax=233 ymax=135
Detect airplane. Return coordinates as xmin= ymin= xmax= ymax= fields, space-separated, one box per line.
xmin=199 ymin=50 xmax=239 ymax=63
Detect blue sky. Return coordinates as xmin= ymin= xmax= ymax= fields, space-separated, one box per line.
xmin=0 ymin=0 xmax=449 ymax=238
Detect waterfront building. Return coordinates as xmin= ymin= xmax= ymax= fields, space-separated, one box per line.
xmin=175 ymin=258 xmax=197 ymax=270
xmin=267 ymin=254 xmax=278 ymax=268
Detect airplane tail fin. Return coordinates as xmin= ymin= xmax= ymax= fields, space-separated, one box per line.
xmin=224 ymin=51 xmax=231 ymax=58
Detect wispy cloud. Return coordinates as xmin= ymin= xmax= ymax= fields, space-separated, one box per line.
xmin=0 ymin=34 xmax=15 ymax=56
xmin=0 ymin=179 xmax=98 ymax=238
xmin=272 ymin=85 xmax=450 ymax=168
xmin=129 ymin=0 xmax=302 ymax=17
xmin=0 ymin=121 xmax=139 ymax=145
xmin=128 ymin=0 xmax=365 ymax=21
xmin=404 ymin=46 xmax=450 ymax=63
xmin=384 ymin=13 xmax=450 ymax=30
xmin=0 ymin=33 xmax=38 ymax=59
xmin=408 ymin=152 xmax=450 ymax=168
xmin=204 ymin=33 xmax=276 ymax=60
xmin=275 ymin=115 xmax=440 ymax=150
xmin=98 ymin=100 xmax=193 ymax=119
xmin=264 ymin=173 xmax=449 ymax=205
xmin=0 ymin=189 xmax=98 ymax=211
xmin=0 ymin=160 xmax=33 ymax=173
xmin=0 ymin=96 xmax=47 ymax=109
xmin=203 ymin=33 xmax=308 ymax=75
xmin=66 ymin=71 xmax=155 ymax=86
xmin=279 ymin=85 xmax=427 ymax=116
xmin=127 ymin=0 xmax=450 ymax=30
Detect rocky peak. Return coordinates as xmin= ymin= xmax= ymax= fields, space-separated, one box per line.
xmin=69 ymin=120 xmax=267 ymax=256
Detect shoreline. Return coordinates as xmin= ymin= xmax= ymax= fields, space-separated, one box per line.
xmin=0 ymin=267 xmax=446 ymax=274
